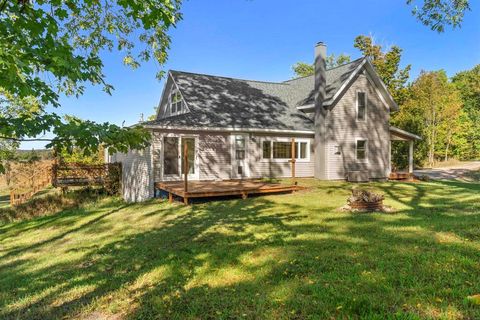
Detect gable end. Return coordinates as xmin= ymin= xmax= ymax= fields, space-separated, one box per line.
xmin=155 ymin=72 xmax=191 ymax=120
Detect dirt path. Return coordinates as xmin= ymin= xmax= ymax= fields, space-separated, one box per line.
xmin=414 ymin=161 xmax=480 ymax=181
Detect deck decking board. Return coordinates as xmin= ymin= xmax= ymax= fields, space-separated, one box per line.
xmin=155 ymin=180 xmax=302 ymax=203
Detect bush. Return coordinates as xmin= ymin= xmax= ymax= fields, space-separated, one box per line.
xmin=105 ymin=163 xmax=122 ymax=195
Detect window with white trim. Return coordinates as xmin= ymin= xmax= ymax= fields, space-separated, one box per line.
xmin=169 ymin=90 xmax=183 ymax=115
xmin=356 ymin=139 xmax=367 ymax=160
xmin=262 ymin=141 xmax=271 ymax=159
xmin=235 ymin=136 xmax=246 ymax=160
xmin=262 ymin=140 xmax=309 ymax=160
xmin=357 ymin=92 xmax=366 ymax=121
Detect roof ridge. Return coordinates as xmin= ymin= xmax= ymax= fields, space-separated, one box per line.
xmin=169 ymin=70 xmax=289 ymax=86
xmin=326 ymin=57 xmax=364 ymax=71
xmin=283 ymin=74 xmax=314 ymax=83
xmin=283 ymin=57 xmax=365 ymax=83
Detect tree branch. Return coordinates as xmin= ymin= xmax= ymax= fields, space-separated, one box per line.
xmin=0 ymin=0 xmax=8 ymax=13
xmin=0 ymin=136 xmax=56 ymax=142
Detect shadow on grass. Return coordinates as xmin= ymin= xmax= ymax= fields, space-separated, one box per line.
xmin=0 ymin=180 xmax=479 ymax=319
xmin=0 ymin=193 xmax=9 ymax=208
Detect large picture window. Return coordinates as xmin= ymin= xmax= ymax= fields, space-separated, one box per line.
xmin=356 ymin=139 xmax=367 ymax=160
xmin=262 ymin=140 xmax=309 ymax=160
xmin=357 ymin=92 xmax=366 ymax=121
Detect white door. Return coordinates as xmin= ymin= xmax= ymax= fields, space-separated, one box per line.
xmin=231 ymin=134 xmax=249 ymax=179
xmin=163 ymin=136 xmax=199 ymax=180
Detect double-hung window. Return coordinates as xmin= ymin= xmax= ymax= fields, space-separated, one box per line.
xmin=170 ymin=90 xmax=183 ymax=115
xmin=356 ymin=139 xmax=367 ymax=161
xmin=357 ymin=92 xmax=366 ymax=121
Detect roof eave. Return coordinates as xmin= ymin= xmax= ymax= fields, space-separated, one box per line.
xmin=142 ymin=124 xmax=315 ymax=135
xmin=390 ymin=126 xmax=422 ymax=140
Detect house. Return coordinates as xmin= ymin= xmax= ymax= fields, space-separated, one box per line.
xmin=109 ymin=42 xmax=420 ymax=202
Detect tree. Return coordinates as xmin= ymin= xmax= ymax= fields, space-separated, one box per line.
xmin=0 ymin=0 xmax=182 ymax=172
xmin=354 ymin=35 xmax=411 ymax=105
xmin=292 ymin=62 xmax=315 ymax=78
xmin=0 ymin=89 xmax=40 ymax=171
xmin=326 ymin=54 xmax=351 ymax=69
xmin=451 ymin=65 xmax=480 ymax=159
xmin=394 ymin=71 xmax=462 ymax=167
xmin=292 ymin=54 xmax=352 ymax=78
xmin=406 ymin=0 xmax=471 ymax=32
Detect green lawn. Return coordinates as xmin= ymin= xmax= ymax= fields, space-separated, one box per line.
xmin=0 ymin=179 xmax=479 ymax=319
xmin=0 ymin=188 xmax=10 ymax=209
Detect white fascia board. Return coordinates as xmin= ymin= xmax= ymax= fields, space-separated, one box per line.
xmin=154 ymin=72 xmax=172 ymax=119
xmin=364 ymin=60 xmax=399 ymax=111
xmin=390 ymin=126 xmax=422 ymax=140
xmin=329 ymin=58 xmax=367 ymax=105
xmin=142 ymin=125 xmax=315 ymax=135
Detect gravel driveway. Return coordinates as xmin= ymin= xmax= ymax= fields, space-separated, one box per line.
xmin=414 ymin=161 xmax=480 ymax=181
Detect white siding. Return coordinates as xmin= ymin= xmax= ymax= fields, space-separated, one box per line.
xmin=151 ymin=130 xmax=314 ymax=182
xmin=324 ymin=72 xmax=390 ymax=180
xmin=111 ymin=147 xmax=153 ymax=202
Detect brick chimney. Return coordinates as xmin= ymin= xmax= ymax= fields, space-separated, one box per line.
xmin=314 ymin=42 xmax=327 ymax=179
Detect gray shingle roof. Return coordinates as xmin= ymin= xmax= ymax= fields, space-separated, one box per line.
xmin=144 ymin=58 xmax=365 ymax=131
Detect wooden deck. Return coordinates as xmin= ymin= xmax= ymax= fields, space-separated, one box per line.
xmin=389 ymin=172 xmax=413 ymax=181
xmin=155 ymin=180 xmax=303 ymax=204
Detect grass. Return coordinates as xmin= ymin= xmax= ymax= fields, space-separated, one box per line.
xmin=0 ymin=188 xmax=9 ymax=209
xmin=0 ymin=187 xmax=105 ymax=223
xmin=0 ymin=179 xmax=479 ymax=319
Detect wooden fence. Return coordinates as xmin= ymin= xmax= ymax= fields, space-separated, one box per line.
xmin=6 ymin=162 xmax=121 ymax=206
xmin=52 ymin=163 xmax=121 ymax=194
xmin=9 ymin=160 xmax=54 ymax=206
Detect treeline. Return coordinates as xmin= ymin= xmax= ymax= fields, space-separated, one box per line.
xmin=293 ymin=35 xmax=480 ymax=168
xmin=392 ymin=66 xmax=480 ymax=168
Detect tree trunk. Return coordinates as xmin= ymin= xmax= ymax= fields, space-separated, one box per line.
xmin=428 ymin=108 xmax=437 ymax=167
xmin=444 ymin=131 xmax=452 ymax=162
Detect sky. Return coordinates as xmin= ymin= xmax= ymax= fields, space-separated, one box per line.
xmin=22 ymin=0 xmax=480 ymax=149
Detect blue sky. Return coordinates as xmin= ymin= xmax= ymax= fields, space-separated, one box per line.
xmin=22 ymin=0 xmax=480 ymax=149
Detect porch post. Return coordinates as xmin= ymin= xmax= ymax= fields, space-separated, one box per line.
xmin=184 ymin=142 xmax=188 ymax=193
xmin=408 ymin=140 xmax=414 ymax=174
xmin=291 ymin=138 xmax=296 ymax=185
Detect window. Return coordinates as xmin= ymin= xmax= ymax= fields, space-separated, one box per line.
xmin=170 ymin=90 xmax=183 ymax=115
xmin=294 ymin=142 xmax=308 ymax=159
xmin=235 ymin=136 xmax=245 ymax=160
xmin=273 ymin=142 xmax=291 ymax=159
xmin=164 ymin=137 xmax=179 ymax=175
xmin=262 ymin=140 xmax=309 ymax=160
xmin=262 ymin=141 xmax=272 ymax=158
xmin=357 ymin=92 xmax=366 ymax=121
xmin=334 ymin=145 xmax=341 ymax=155
xmin=356 ymin=140 xmax=367 ymax=160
